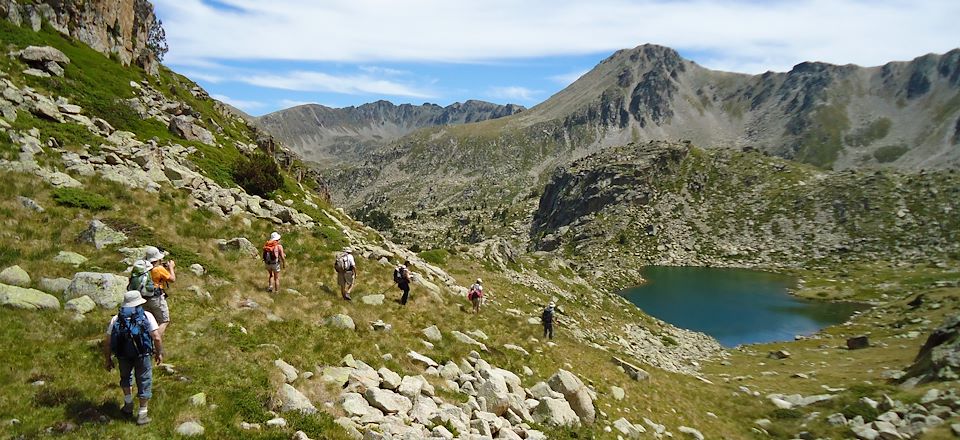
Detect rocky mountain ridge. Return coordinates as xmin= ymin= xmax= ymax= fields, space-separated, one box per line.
xmin=257 ymin=100 xmax=525 ymax=165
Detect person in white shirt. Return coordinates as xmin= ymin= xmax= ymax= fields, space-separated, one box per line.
xmin=335 ymin=247 xmax=357 ymax=300
xmin=102 ymin=291 xmax=163 ymax=425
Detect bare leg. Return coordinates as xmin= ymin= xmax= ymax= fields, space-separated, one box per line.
xmin=275 ymin=271 xmax=281 ymax=292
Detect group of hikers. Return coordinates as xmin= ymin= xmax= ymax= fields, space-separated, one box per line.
xmin=102 ymin=232 xmax=560 ymax=426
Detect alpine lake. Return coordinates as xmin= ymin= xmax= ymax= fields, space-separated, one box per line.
xmin=620 ymin=266 xmax=869 ymax=347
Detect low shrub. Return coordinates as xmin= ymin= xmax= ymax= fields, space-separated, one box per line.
xmin=419 ymin=248 xmax=450 ymax=265
xmin=52 ymin=187 xmax=112 ymax=211
xmin=233 ymin=152 xmax=283 ymax=197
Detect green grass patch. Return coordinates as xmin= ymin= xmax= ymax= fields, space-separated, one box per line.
xmin=795 ymin=103 xmax=851 ymax=168
xmin=51 ymin=187 xmax=113 ymax=211
xmin=419 ymin=248 xmax=450 ymax=265
xmin=873 ymin=144 xmax=909 ymax=163
xmin=845 ymin=117 xmax=891 ymax=147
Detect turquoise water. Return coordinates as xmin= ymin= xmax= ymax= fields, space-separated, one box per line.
xmin=620 ymin=266 xmax=867 ymax=347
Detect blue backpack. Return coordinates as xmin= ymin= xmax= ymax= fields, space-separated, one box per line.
xmin=110 ymin=307 xmax=155 ymax=359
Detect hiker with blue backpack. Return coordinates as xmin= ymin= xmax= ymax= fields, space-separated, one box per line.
xmin=262 ymin=232 xmax=286 ymax=292
xmin=102 ymin=291 xmax=164 ymax=425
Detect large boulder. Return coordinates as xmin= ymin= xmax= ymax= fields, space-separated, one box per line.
xmin=169 ymin=115 xmax=216 ymax=146
xmin=78 ymin=220 xmax=127 ymax=250
xmin=64 ymin=272 xmax=127 ymax=309
xmin=326 ymin=314 xmax=355 ymax=330
xmin=0 ymin=265 xmax=31 ymax=286
xmin=216 ymin=237 xmax=257 ymax=256
xmin=339 ymin=392 xmax=379 ymax=418
xmin=422 ymin=325 xmax=442 ymax=342
xmin=19 ymin=46 xmax=70 ymax=64
xmin=0 ymin=284 xmax=60 ymax=310
xmin=532 ymin=397 xmax=580 ymax=427
xmin=276 ymin=384 xmax=316 ymax=414
xmin=38 ymin=277 xmax=71 ymax=295
xmin=904 ymin=315 xmax=960 ymax=383
xmin=547 ymin=369 xmax=596 ymax=424
xmin=65 ymin=296 xmax=96 ymax=315
xmin=364 ymin=388 xmax=412 ymax=415
xmin=275 ymin=359 xmax=298 ymax=383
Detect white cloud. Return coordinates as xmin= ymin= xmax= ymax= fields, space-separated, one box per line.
xmin=240 ymin=71 xmax=434 ymax=98
xmin=549 ymin=69 xmax=590 ymax=85
xmin=358 ymin=66 xmax=411 ymax=76
xmin=488 ymin=86 xmax=540 ymax=102
xmin=181 ymin=71 xmax=224 ymax=84
xmin=154 ymin=0 xmax=960 ymax=74
xmin=210 ymin=94 xmax=265 ymax=111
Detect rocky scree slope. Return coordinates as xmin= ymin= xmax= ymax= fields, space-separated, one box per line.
xmin=257 ymin=100 xmax=525 ymax=165
xmin=531 ymin=141 xmax=960 ymax=288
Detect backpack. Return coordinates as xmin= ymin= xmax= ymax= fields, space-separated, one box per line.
xmin=110 ymin=307 xmax=155 ymax=359
xmin=263 ymin=241 xmax=280 ymax=265
xmin=335 ymin=253 xmax=353 ymax=273
xmin=393 ymin=266 xmax=407 ymax=284
xmin=468 ymin=285 xmax=481 ymax=300
xmin=127 ymin=271 xmax=156 ymax=298
xmin=541 ymin=307 xmax=554 ymax=324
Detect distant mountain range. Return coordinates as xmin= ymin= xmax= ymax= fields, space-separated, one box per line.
xmin=256 ymin=100 xmax=525 ymax=164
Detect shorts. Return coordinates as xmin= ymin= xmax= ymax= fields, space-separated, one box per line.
xmin=142 ymin=295 xmax=170 ymax=323
xmin=471 ymin=296 xmax=482 ymax=307
xmin=118 ymin=355 xmax=153 ymax=399
xmin=337 ymin=270 xmax=355 ymax=288
xmin=265 ymin=262 xmax=281 ymax=272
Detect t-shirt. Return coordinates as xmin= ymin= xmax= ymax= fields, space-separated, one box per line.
xmin=469 ymin=283 xmax=483 ymax=296
xmin=151 ymin=266 xmax=172 ymax=290
xmin=105 ymin=310 xmax=160 ymax=335
xmin=342 ymin=254 xmax=356 ymax=271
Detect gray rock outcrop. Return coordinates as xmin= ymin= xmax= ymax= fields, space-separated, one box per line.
xmin=0 ymin=283 xmax=60 ymax=310
xmin=78 ymin=220 xmax=127 ymax=250
xmin=0 ymin=265 xmax=30 ymax=287
xmin=64 ymin=272 xmax=127 ymax=309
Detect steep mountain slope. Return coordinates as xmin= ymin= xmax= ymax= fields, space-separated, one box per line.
xmin=257 ymin=100 xmax=525 ymax=165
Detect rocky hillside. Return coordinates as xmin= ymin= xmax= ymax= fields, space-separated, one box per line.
xmin=257 ymin=100 xmax=525 ymax=165
xmin=531 ymin=140 xmax=960 ymax=288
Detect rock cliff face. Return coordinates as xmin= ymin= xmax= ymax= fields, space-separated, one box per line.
xmin=257 ymin=100 xmax=525 ymax=165
xmin=0 ymin=0 xmax=162 ymax=74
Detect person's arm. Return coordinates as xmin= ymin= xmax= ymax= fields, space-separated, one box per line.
xmin=102 ymin=335 xmax=113 ymax=371
xmin=280 ymin=246 xmax=287 ymax=269
xmin=151 ymin=330 xmax=164 ymax=365
xmin=165 ymin=261 xmax=176 ymax=283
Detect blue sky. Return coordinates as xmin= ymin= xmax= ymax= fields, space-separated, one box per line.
xmin=152 ymin=0 xmax=960 ymax=116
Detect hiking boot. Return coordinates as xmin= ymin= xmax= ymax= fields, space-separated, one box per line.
xmin=121 ymin=401 xmax=133 ymax=416
xmin=342 ymin=294 xmax=352 ymax=301
xmin=136 ymin=412 xmax=151 ymax=425
xmin=266 ymin=286 xmax=273 ymax=293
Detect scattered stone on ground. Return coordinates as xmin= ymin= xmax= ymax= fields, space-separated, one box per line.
xmin=0 ymin=265 xmax=30 ymax=287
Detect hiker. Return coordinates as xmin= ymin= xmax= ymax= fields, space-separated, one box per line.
xmin=102 ymin=291 xmax=163 ymax=426
xmin=542 ymin=301 xmax=557 ymax=339
xmin=394 ymin=260 xmax=412 ymax=305
xmin=263 ymin=231 xmax=286 ymax=292
xmin=468 ymin=278 xmax=484 ymax=313
xmin=144 ymin=246 xmax=174 ymax=337
xmin=334 ymin=247 xmax=357 ymax=300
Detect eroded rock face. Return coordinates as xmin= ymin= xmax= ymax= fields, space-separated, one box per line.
xmin=905 ymin=315 xmax=960 ymax=382
xmin=2 ymin=0 xmax=163 ymax=74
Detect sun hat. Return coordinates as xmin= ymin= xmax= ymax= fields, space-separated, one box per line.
xmin=132 ymin=259 xmax=151 ymax=275
xmin=270 ymin=232 xmax=281 ymax=241
xmin=144 ymin=246 xmax=166 ymax=263
xmin=548 ymin=301 xmax=556 ymax=308
xmin=121 ymin=290 xmax=147 ymax=308
xmin=476 ymin=278 xmax=482 ymax=284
